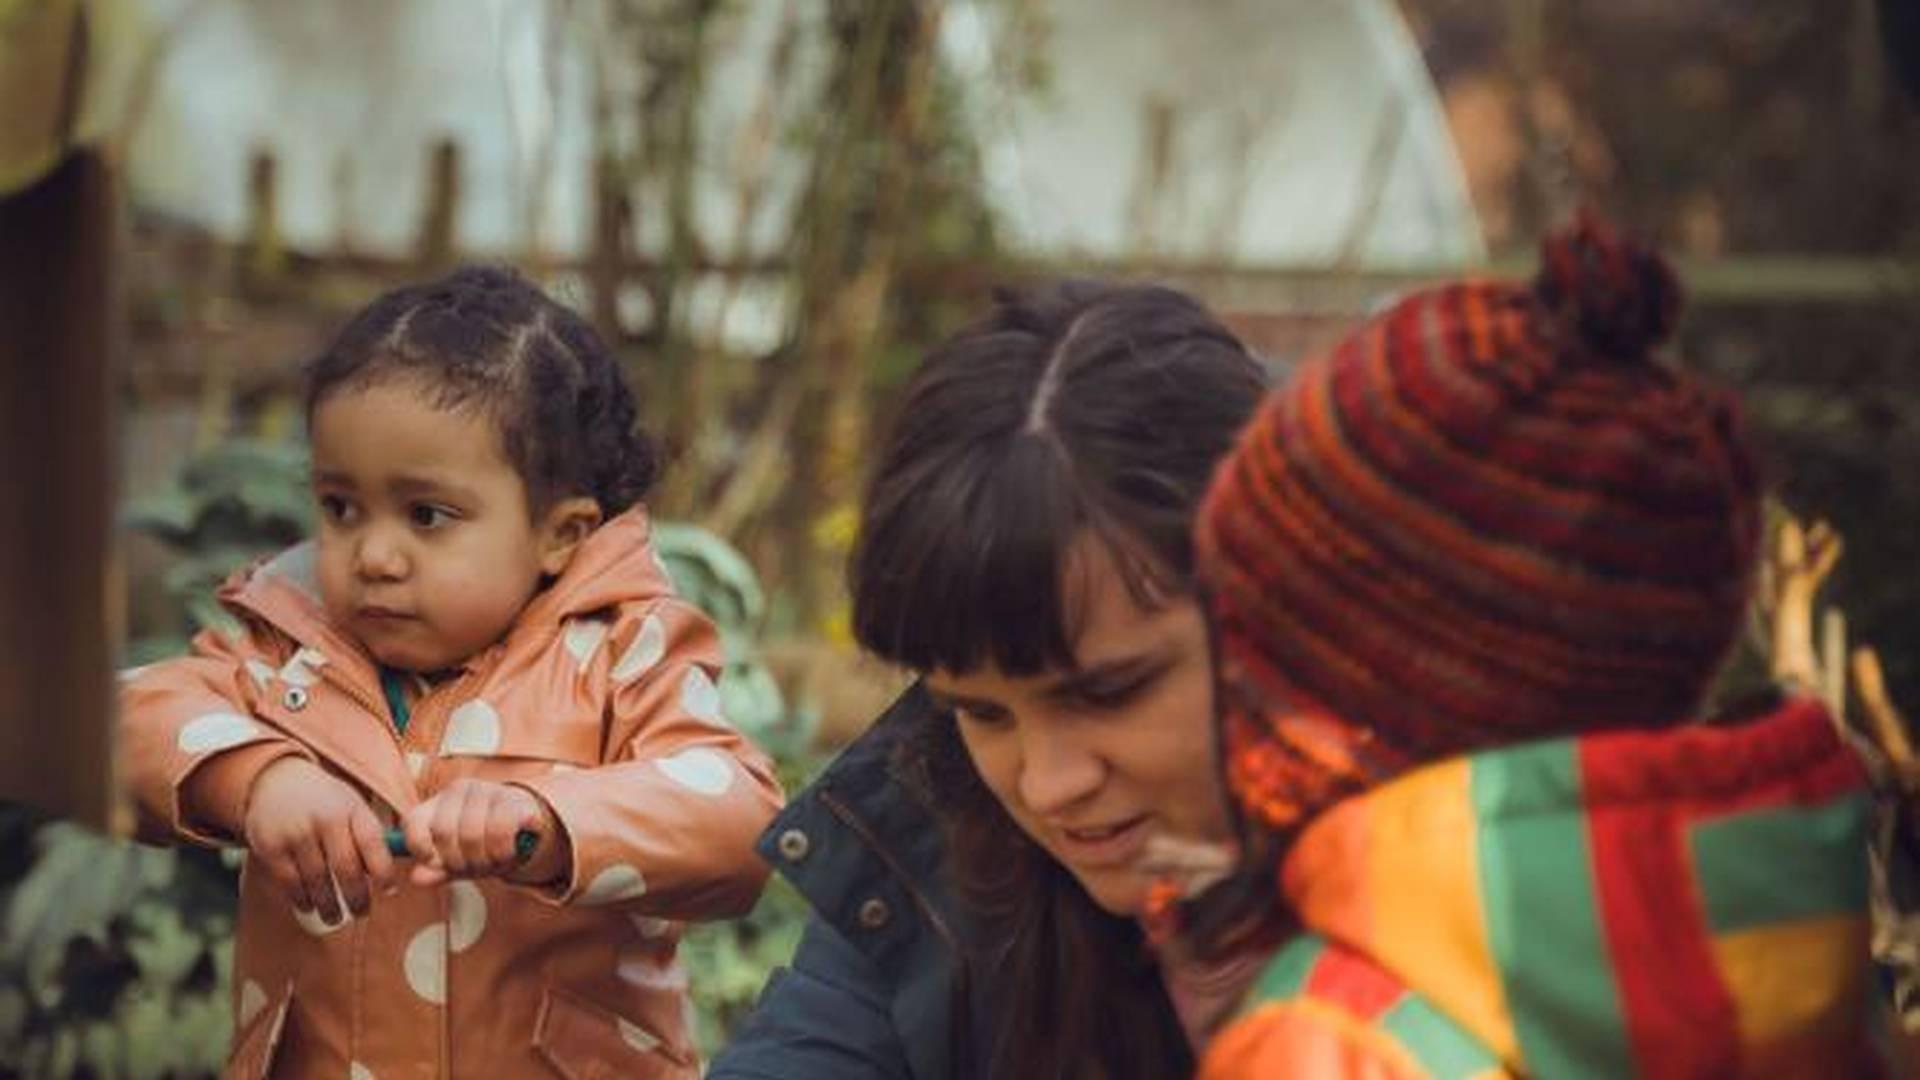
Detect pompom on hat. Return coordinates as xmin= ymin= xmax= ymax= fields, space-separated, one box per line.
xmin=1196 ymin=211 xmax=1763 ymax=835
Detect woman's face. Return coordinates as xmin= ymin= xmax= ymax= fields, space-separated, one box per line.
xmin=923 ymin=536 xmax=1233 ymax=916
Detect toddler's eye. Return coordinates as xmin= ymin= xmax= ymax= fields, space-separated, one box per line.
xmin=318 ymin=494 xmax=355 ymax=524
xmin=410 ymin=503 xmax=458 ymax=530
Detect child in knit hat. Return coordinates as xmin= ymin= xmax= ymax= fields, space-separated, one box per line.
xmin=1189 ymin=213 xmax=1879 ymax=1077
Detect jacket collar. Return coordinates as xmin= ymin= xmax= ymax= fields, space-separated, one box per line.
xmin=209 ymin=508 xmax=673 ymax=813
xmin=219 ymin=507 xmax=672 ymax=690
xmin=760 ymin=684 xmax=966 ymax=963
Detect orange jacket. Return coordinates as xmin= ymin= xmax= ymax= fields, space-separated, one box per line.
xmin=118 ymin=509 xmax=783 ymax=1079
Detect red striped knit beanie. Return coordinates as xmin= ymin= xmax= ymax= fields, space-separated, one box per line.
xmin=1196 ymin=212 xmax=1763 ymax=834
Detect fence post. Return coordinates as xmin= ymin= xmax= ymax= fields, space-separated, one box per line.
xmin=417 ymin=137 xmax=461 ymax=273
xmin=0 ymin=151 xmax=121 ymax=831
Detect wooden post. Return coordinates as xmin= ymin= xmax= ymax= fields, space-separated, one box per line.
xmin=241 ymin=147 xmax=284 ymax=287
xmin=1856 ymin=0 xmax=1889 ymax=114
xmin=1125 ymin=97 xmax=1178 ymax=254
xmin=1884 ymin=0 xmax=1920 ymax=102
xmin=417 ymin=137 xmax=461 ymax=273
xmin=589 ymin=151 xmax=629 ymax=348
xmin=332 ymin=151 xmax=358 ymax=255
xmin=0 ymin=150 xmax=121 ymax=831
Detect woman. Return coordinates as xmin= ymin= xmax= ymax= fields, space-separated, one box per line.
xmin=708 ymin=281 xmax=1269 ymax=1079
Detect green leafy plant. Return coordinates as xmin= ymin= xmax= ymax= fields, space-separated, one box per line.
xmin=121 ymin=438 xmax=311 ymax=664
xmin=0 ymin=812 xmax=239 ymax=1078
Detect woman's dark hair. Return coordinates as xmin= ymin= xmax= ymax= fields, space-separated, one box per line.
xmin=303 ymin=265 xmax=656 ymax=516
xmin=850 ymin=280 xmax=1268 ymax=1080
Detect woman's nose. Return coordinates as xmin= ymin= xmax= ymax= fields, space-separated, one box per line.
xmin=1016 ymin=723 xmax=1104 ymax=818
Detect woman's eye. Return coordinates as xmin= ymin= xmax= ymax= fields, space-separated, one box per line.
xmin=948 ymin=704 xmax=1011 ymax=729
xmin=1076 ymin=676 xmax=1152 ymax=710
xmin=410 ymin=504 xmax=457 ymax=530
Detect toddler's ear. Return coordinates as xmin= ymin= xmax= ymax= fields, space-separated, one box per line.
xmin=538 ymin=497 xmax=603 ymax=576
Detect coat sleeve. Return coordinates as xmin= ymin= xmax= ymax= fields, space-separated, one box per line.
xmin=1198 ymin=1001 xmax=1435 ymax=1080
xmin=118 ymin=627 xmax=311 ymax=848
xmin=705 ymin=915 xmax=916 ymax=1080
xmin=510 ymin=597 xmax=784 ymax=918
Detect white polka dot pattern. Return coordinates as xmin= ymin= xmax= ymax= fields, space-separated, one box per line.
xmin=563 ymin=616 xmax=609 ymax=669
xmin=655 ymin=747 xmax=734 ymax=796
xmin=244 ymin=659 xmax=277 ymax=691
xmin=616 ymin=954 xmax=689 ymax=994
xmin=618 ymin=1017 xmax=662 ymax=1054
xmin=403 ymin=923 xmax=448 ymax=1004
xmin=611 ymin=615 xmax=667 ymax=682
xmin=278 ymin=649 xmax=324 ymax=687
xmin=447 ymin=881 xmax=486 ymax=953
xmin=238 ymin=979 xmax=268 ymax=1028
xmin=439 ymin=700 xmax=502 ymax=756
xmin=679 ymin=669 xmax=722 ymax=724
xmin=629 ymin=915 xmax=674 ymax=939
xmin=579 ymin=863 xmax=648 ymax=905
xmin=177 ymin=713 xmax=258 ymax=754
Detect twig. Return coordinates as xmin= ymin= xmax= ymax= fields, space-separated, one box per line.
xmin=1854 ymin=647 xmax=1919 ymax=788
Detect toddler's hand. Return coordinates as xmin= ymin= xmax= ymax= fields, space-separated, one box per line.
xmin=242 ymin=757 xmax=397 ymax=924
xmin=400 ymin=780 xmax=565 ymax=888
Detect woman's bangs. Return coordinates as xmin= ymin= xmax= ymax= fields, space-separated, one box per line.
xmin=854 ymin=437 xmax=1087 ymax=676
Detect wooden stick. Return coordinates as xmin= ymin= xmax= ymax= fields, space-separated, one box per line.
xmin=1853 ymin=647 xmax=1918 ymax=785
xmin=1822 ymin=608 xmax=1849 ymax=722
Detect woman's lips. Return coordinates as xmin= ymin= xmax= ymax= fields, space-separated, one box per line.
xmin=1055 ymin=815 xmax=1151 ymax=870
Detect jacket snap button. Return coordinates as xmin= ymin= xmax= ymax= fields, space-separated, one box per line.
xmin=282 ymin=686 xmax=309 ymax=711
xmin=776 ymin=828 xmax=810 ymax=862
xmin=857 ymin=897 xmax=890 ymax=930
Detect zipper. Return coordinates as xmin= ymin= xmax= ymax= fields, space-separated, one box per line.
xmin=346 ymin=663 xmax=475 ymax=1080
xmin=317 ymin=666 xmax=400 ymax=746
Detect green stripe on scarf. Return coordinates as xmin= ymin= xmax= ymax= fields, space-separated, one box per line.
xmin=1242 ymin=934 xmax=1329 ymax=1007
xmin=1378 ymin=994 xmax=1501 ymax=1079
xmin=1690 ymin=794 xmax=1868 ymax=933
xmin=1473 ymin=741 xmax=1634 ymax=1077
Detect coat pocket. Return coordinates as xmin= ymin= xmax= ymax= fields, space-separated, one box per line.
xmin=222 ymin=981 xmax=293 ymax=1080
xmin=533 ymin=986 xmax=696 ymax=1080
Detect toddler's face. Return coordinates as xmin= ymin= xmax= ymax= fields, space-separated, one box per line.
xmin=309 ymin=379 xmax=572 ymax=672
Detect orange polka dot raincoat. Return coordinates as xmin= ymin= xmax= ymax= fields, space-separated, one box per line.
xmin=118 ymin=509 xmax=783 ymax=1078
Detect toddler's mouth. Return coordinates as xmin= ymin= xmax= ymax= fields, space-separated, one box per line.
xmin=358 ymin=604 xmax=416 ymax=621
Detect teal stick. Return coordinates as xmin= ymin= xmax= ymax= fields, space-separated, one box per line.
xmin=384 ymin=827 xmax=538 ymax=862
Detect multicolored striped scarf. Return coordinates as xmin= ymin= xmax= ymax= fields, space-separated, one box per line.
xmin=1205 ymin=697 xmax=1878 ymax=1077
